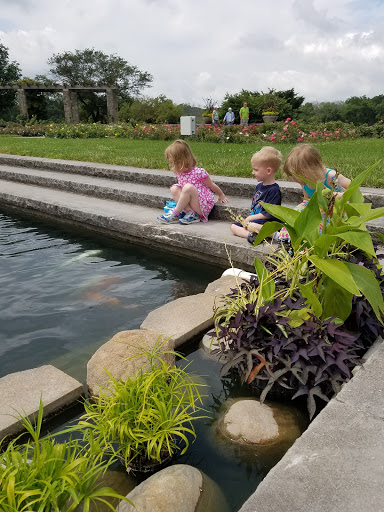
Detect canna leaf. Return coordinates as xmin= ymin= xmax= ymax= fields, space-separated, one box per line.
xmin=309 ymin=256 xmax=360 ymax=296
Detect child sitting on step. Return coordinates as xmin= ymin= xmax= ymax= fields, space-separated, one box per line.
xmin=158 ymin=140 xmax=228 ymax=224
xmin=278 ymin=144 xmax=351 ymax=241
xmin=230 ymin=146 xmax=282 ymax=244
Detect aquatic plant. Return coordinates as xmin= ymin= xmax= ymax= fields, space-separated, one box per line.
xmin=77 ymin=338 xmax=208 ymax=470
xmin=0 ymin=399 xmax=130 ymax=511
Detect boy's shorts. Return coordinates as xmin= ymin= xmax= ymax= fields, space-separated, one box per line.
xmin=232 ymin=219 xmax=270 ymax=227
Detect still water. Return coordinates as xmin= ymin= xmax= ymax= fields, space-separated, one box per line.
xmin=0 ymin=209 xmax=307 ymax=512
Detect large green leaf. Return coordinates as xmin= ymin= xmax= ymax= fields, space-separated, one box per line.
xmin=309 ymin=256 xmax=360 ymax=296
xmin=254 ymin=257 xmax=275 ymax=302
xmin=339 ymin=161 xmax=381 ymax=209
xmin=337 ymin=231 xmax=376 ymax=257
xmin=361 ymin=206 xmax=384 ymax=223
xmin=347 ymin=202 xmax=372 ymax=216
xmin=251 ymin=221 xmax=284 ymax=246
xmin=298 ymin=281 xmax=322 ymax=318
xmin=294 ymin=191 xmax=322 ymax=239
xmin=313 ymin=235 xmax=336 ymax=258
xmin=348 ymin=188 xmax=365 ymax=204
xmin=321 ymin=277 xmax=353 ymax=321
xmin=260 ymin=203 xmax=300 ymax=227
xmin=345 ymin=262 xmax=384 ymax=322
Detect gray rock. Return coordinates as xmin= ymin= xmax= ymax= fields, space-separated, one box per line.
xmin=220 ymin=399 xmax=279 ymax=443
xmin=0 ymin=365 xmax=83 ymax=440
xmin=87 ymin=329 xmax=174 ymax=397
xmin=117 ymin=464 xmax=230 ymax=512
xmin=140 ymin=293 xmax=215 ymax=348
xmin=204 ymin=274 xmax=245 ymax=296
xmin=218 ymin=398 xmax=304 ymax=446
xmin=140 ymin=275 xmax=244 ymax=349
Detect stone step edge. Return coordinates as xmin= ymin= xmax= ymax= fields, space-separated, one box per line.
xmin=0 ymin=171 xmax=252 ymax=221
xmin=0 ymin=190 xmax=266 ymax=270
xmin=1 ymin=153 xmax=383 ymax=206
xmin=1 ymin=173 xmax=384 ymax=234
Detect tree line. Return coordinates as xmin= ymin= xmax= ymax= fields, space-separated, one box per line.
xmin=1 ymin=42 xmax=383 ymax=126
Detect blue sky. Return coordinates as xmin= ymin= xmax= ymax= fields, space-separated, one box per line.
xmin=0 ymin=0 xmax=383 ymax=106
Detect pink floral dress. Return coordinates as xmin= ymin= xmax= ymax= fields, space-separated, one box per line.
xmin=174 ymin=166 xmax=215 ymax=222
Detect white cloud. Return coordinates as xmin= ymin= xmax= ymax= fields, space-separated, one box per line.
xmin=0 ymin=0 xmax=384 ymax=106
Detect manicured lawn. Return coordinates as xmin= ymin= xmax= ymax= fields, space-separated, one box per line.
xmin=0 ymin=136 xmax=383 ymax=187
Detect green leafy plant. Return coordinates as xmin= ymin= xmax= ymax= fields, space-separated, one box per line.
xmin=0 ymin=399 xmax=130 ymax=511
xmin=211 ymin=162 xmax=384 ymax=418
xmin=252 ymin=161 xmax=384 ymax=323
xmin=262 ymin=110 xmax=279 ymax=116
xmin=77 ymin=338 xmax=208 ymax=470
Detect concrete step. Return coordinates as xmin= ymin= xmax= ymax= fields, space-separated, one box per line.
xmin=0 ymin=179 xmax=271 ymax=270
xmin=1 ymin=153 xmax=384 ymax=207
xmin=1 ymin=162 xmax=384 ymax=233
xmin=0 ymin=165 xmax=252 ymax=222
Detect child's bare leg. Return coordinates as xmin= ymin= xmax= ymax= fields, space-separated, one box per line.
xmin=247 ymin=223 xmax=262 ymax=233
xmin=170 ymin=185 xmax=181 ymax=202
xmin=230 ymin=223 xmax=249 ymax=238
xmin=175 ymin=184 xmax=202 ymax=216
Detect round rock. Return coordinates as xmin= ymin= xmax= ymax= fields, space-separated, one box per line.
xmin=116 ymin=464 xmax=230 ymax=512
xmin=221 ymin=399 xmax=279 ymax=444
xmin=87 ymin=329 xmax=174 ymax=397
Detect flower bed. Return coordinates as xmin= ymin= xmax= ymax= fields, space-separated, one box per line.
xmin=1 ymin=119 xmax=383 ymax=142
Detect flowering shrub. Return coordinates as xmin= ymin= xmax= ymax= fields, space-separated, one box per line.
xmin=1 ymin=119 xmax=383 ymax=142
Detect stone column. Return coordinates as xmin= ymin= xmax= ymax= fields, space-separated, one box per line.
xmin=106 ymin=88 xmax=118 ymax=123
xmin=17 ymin=89 xmax=28 ymax=118
xmin=69 ymin=91 xmax=79 ymax=124
xmin=63 ymin=89 xmax=79 ymax=124
xmin=63 ymin=89 xmax=73 ymax=123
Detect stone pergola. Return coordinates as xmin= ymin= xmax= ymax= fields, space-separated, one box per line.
xmin=0 ymin=84 xmax=118 ymax=123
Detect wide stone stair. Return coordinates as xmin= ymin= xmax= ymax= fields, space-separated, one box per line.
xmin=0 ymin=153 xmax=383 ymax=270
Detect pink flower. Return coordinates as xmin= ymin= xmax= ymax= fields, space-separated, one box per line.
xmin=283 ymin=126 xmax=288 ymax=132
xmin=134 ymin=130 xmax=138 ymax=134
xmin=290 ymin=121 xmax=297 ymax=127
xmin=285 ymin=117 xmax=291 ymax=123
xmin=297 ymin=137 xmax=302 ymax=142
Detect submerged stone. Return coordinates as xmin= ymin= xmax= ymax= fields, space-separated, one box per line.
xmin=0 ymin=365 xmax=83 ymax=440
xmin=221 ymin=399 xmax=279 ymax=444
xmin=218 ymin=398 xmax=305 ymax=447
xmin=117 ymin=464 xmax=230 ymax=512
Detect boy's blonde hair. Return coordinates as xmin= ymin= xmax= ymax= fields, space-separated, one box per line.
xmin=251 ymin=146 xmax=282 ymax=173
xmin=283 ymin=144 xmax=325 ymax=183
xmin=164 ymin=139 xmax=197 ymax=174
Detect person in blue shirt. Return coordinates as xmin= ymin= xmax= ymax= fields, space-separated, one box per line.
xmin=231 ymin=146 xmax=282 ymax=244
xmin=223 ymin=107 xmax=235 ymax=125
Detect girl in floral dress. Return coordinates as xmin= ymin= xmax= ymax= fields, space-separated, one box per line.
xmin=158 ymin=140 xmax=228 ymax=224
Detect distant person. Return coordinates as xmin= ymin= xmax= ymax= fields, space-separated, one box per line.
xmin=230 ymin=146 xmax=282 ymax=244
xmin=212 ymin=105 xmax=219 ymax=126
xmin=240 ymin=102 xmax=249 ymax=126
xmin=223 ymin=107 xmax=235 ymax=125
xmin=158 ymin=140 xmax=228 ymax=224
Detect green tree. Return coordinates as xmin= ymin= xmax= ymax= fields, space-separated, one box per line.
xmin=38 ymin=48 xmax=153 ymax=123
xmin=316 ymin=101 xmax=344 ymax=123
xmin=343 ymin=96 xmax=376 ymax=125
xmin=119 ymin=95 xmax=183 ymax=124
xmin=0 ymin=42 xmax=22 ymax=120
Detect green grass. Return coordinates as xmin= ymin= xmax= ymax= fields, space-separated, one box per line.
xmin=0 ymin=136 xmax=383 ymax=187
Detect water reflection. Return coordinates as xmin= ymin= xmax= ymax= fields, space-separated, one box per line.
xmin=0 ymin=209 xmax=221 ymax=382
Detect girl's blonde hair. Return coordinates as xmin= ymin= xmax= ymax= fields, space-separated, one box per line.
xmin=283 ymin=144 xmax=325 ymax=183
xmin=164 ymin=139 xmax=197 ymax=174
xmin=251 ymin=146 xmax=282 ymax=173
